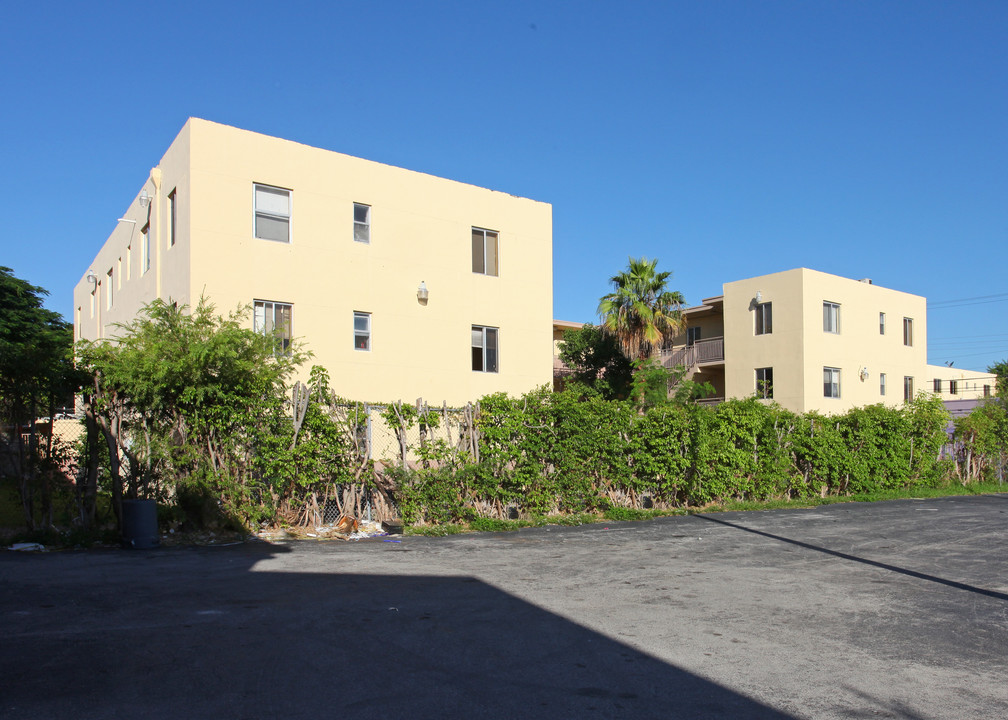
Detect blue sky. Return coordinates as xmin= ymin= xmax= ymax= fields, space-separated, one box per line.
xmin=3 ymin=1 xmax=1006 ymax=371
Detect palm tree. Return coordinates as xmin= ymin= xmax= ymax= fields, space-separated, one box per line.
xmin=597 ymin=257 xmax=686 ymax=362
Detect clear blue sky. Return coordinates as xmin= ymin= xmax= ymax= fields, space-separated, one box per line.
xmin=3 ymin=1 xmax=1006 ymax=372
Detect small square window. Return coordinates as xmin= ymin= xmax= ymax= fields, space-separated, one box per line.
xmin=254 ymin=184 xmax=291 ymax=243
xmin=472 ymin=227 xmax=499 ymax=276
xmin=824 ymin=367 xmax=841 ymax=398
xmin=756 ymin=367 xmax=773 ymax=399
xmin=354 ymin=203 xmax=370 ymax=243
xmin=254 ymin=300 xmax=293 ymax=356
xmin=823 ymin=302 xmax=840 ymax=334
xmin=903 ymin=317 xmax=913 ymax=347
xmin=354 ymin=311 xmax=371 ymax=351
xmin=755 ymin=302 xmax=772 ymax=335
xmin=472 ymin=325 xmax=499 ymax=372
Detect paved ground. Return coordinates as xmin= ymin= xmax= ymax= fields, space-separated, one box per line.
xmin=3 ymin=495 xmax=1008 ymax=719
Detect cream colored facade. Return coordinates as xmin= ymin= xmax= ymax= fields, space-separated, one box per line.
xmin=74 ymin=119 xmax=553 ymax=405
xmin=664 ymin=268 xmax=994 ymax=414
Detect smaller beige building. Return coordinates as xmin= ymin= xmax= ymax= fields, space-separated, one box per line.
xmin=74 ymin=119 xmax=554 ymax=405
xmin=661 ymin=268 xmax=994 ymax=414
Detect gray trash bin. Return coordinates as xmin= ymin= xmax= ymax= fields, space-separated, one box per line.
xmin=121 ymin=499 xmax=160 ymax=549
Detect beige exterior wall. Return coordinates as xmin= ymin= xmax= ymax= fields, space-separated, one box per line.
xmin=721 ymin=268 xmax=990 ymax=414
xmin=76 ymin=119 xmax=553 ymax=406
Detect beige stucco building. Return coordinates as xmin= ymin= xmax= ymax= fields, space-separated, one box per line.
xmin=74 ymin=119 xmax=553 ymax=405
xmin=662 ymin=268 xmax=993 ymax=414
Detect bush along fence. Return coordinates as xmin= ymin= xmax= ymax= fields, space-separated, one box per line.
xmin=277 ymin=384 xmax=1003 ymax=528
xmin=5 ymin=382 xmax=1006 ymax=533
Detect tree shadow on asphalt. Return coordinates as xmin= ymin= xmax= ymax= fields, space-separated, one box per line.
xmin=2 ymin=541 xmax=794 ymax=720
xmin=697 ymin=514 xmax=1008 ymax=602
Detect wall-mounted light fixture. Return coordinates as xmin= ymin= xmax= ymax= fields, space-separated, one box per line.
xmin=755 ymin=290 xmax=763 ymax=304
xmin=417 ymin=281 xmax=429 ymax=302
xmin=86 ymin=271 xmax=97 ymax=286
xmin=859 ymin=367 xmax=869 ymax=382
xmin=139 ymin=189 xmax=151 ymax=208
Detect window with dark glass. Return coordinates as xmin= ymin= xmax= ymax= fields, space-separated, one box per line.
xmin=472 ymin=325 xmax=498 ymax=372
xmin=472 ymin=227 xmax=499 ymax=276
xmin=755 ymin=302 xmax=772 ymax=335
xmin=756 ymin=367 xmax=773 ymax=399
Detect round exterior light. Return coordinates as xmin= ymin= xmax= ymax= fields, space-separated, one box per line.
xmin=417 ymin=281 xmax=429 ymax=302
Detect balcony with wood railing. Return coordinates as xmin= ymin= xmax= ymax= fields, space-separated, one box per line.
xmin=659 ymin=336 xmax=725 ymax=371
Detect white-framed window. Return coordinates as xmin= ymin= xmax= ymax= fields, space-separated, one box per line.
xmin=106 ymin=269 xmax=114 ymax=309
xmin=903 ymin=317 xmax=913 ymax=347
xmin=880 ymin=372 xmax=886 ymax=396
xmin=353 ymin=203 xmax=370 ymax=244
xmin=686 ymin=326 xmax=701 ymax=346
xmin=168 ymin=188 xmax=177 ymax=247
xmin=823 ymin=302 xmax=840 ymax=333
xmin=755 ymin=302 xmax=772 ymax=335
xmin=254 ymin=183 xmax=291 ymax=243
xmin=254 ymin=300 xmax=293 ymax=356
xmin=756 ymin=367 xmax=773 ymax=399
xmin=904 ymin=376 xmax=914 ymax=402
xmin=472 ymin=227 xmax=499 ymax=276
xmin=950 ymin=380 xmax=959 ymax=395
xmin=472 ymin=325 xmax=499 ymax=372
xmin=879 ymin=312 xmax=886 ymax=335
xmin=142 ymin=222 xmax=151 ymax=274
xmin=824 ymin=367 xmax=841 ymax=398
xmin=354 ymin=311 xmax=371 ymax=351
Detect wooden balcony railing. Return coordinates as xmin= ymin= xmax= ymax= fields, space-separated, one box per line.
xmin=659 ymin=336 xmax=724 ymax=370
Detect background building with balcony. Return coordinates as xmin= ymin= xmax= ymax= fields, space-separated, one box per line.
xmin=660 ymin=268 xmax=993 ymax=413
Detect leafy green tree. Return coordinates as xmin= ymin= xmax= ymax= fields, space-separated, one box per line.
xmin=556 ymin=324 xmax=633 ymax=399
xmin=597 ymin=257 xmax=686 ymax=361
xmin=76 ymin=297 xmax=304 ymax=527
xmin=0 ymin=267 xmax=81 ymax=530
xmin=989 ymin=360 xmax=1008 ymax=399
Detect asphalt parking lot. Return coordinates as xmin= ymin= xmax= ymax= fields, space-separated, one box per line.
xmin=3 ymin=494 xmax=1008 ymax=719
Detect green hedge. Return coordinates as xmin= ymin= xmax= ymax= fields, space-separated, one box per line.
xmin=393 ymin=389 xmax=955 ymax=524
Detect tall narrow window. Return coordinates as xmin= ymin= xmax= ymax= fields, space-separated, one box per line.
xmin=254 ymin=184 xmax=291 ymax=243
xmin=354 ymin=311 xmax=371 ymax=350
xmin=254 ymin=300 xmax=293 ymax=356
xmin=984 ymin=385 xmax=992 ymax=398
xmin=126 ymin=244 xmax=132 ymax=280
xmin=903 ymin=317 xmax=913 ymax=346
xmin=353 ymin=203 xmax=370 ymax=243
xmin=472 ymin=325 xmax=499 ymax=372
xmin=76 ymin=306 xmax=81 ymax=339
xmin=686 ymin=327 xmax=701 ymax=346
xmin=933 ymin=378 xmax=942 ymax=393
xmin=879 ymin=312 xmax=886 ymax=335
xmin=756 ymin=367 xmax=773 ymax=399
xmin=168 ymin=189 xmax=177 ymax=247
xmin=106 ymin=269 xmax=114 ymax=309
xmin=472 ymin=227 xmax=499 ymax=276
xmin=824 ymin=367 xmax=841 ymax=398
xmin=117 ymin=257 xmax=122 ymax=289
xmin=90 ymin=288 xmax=95 ymax=318
xmin=880 ymin=373 xmax=887 ymax=396
xmin=755 ymin=302 xmax=772 ymax=335
xmin=904 ymin=376 xmax=914 ymax=402
xmin=823 ymin=302 xmax=840 ymax=333
xmin=950 ymin=380 xmax=959 ymax=395
xmin=142 ymin=223 xmax=151 ymax=273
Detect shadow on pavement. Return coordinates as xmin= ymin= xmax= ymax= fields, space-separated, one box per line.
xmin=2 ymin=541 xmax=793 ymax=719
xmin=697 ymin=513 xmax=1008 ymax=602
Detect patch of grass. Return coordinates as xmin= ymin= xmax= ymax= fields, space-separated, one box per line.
xmin=404 ymin=523 xmax=468 ymax=537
